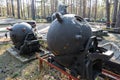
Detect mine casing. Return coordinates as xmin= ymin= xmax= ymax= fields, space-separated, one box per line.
xmin=47 ymin=13 xmax=92 ymax=66
xmin=9 ymin=22 xmax=33 ymax=49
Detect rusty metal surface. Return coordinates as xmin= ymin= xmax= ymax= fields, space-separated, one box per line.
xmin=102 ymin=69 xmax=120 ymax=79
xmin=36 ymin=53 xmax=79 ymax=80
xmin=36 ymin=53 xmax=120 ymax=80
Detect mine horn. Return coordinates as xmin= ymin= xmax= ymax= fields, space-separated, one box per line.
xmin=6 ymin=27 xmax=13 ymax=31
xmin=56 ymin=13 xmax=63 ymax=23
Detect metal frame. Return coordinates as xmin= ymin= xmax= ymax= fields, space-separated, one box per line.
xmin=36 ymin=53 xmax=120 ymax=80
xmin=102 ymin=69 xmax=120 ymax=79
xmin=36 ymin=53 xmax=79 ymax=80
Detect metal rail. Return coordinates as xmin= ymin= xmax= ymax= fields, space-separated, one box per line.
xmin=102 ymin=69 xmax=120 ymax=79
xmin=36 ymin=53 xmax=79 ymax=80
xmin=36 ymin=53 xmax=120 ymax=80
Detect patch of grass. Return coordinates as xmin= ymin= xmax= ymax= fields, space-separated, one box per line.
xmin=0 ymin=44 xmax=11 ymax=55
xmin=12 ymin=72 xmax=20 ymax=78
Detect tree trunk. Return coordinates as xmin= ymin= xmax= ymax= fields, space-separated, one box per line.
xmin=71 ymin=0 xmax=72 ymax=13
xmin=73 ymin=0 xmax=75 ymax=14
xmin=115 ymin=4 xmax=120 ymax=28
xmin=115 ymin=10 xmax=120 ymax=27
xmin=31 ymin=0 xmax=35 ymax=20
xmin=11 ymin=0 xmax=15 ymax=17
xmin=20 ymin=0 xmax=23 ymax=18
xmin=35 ymin=0 xmax=38 ymax=18
xmin=6 ymin=0 xmax=9 ymax=16
xmin=50 ymin=0 xmax=54 ymax=14
xmin=94 ymin=0 xmax=97 ymax=21
xmin=27 ymin=0 xmax=30 ymax=18
xmin=88 ymin=0 xmax=91 ymax=19
xmin=0 ymin=7 xmax=1 ymax=16
xmin=76 ymin=0 xmax=78 ymax=15
xmin=112 ymin=0 xmax=118 ymax=27
xmin=23 ymin=0 xmax=25 ymax=19
xmin=79 ymin=0 xmax=82 ymax=16
xmin=17 ymin=0 xmax=20 ymax=18
xmin=9 ymin=2 xmax=12 ymax=16
xmin=54 ymin=0 xmax=58 ymax=12
xmin=83 ymin=0 xmax=86 ymax=18
xmin=53 ymin=0 xmax=55 ymax=12
xmin=2 ymin=7 xmax=4 ymax=16
xmin=40 ymin=1 xmax=43 ymax=17
xmin=26 ymin=0 xmax=28 ymax=18
xmin=43 ymin=0 xmax=46 ymax=18
xmin=106 ymin=0 xmax=110 ymax=28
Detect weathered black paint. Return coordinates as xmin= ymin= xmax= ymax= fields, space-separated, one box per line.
xmin=47 ymin=13 xmax=92 ymax=56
